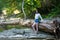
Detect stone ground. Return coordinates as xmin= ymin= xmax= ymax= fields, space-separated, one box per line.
xmin=0 ymin=38 xmax=56 ymax=40
xmin=0 ymin=28 xmax=55 ymax=38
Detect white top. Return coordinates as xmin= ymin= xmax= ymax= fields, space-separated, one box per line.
xmin=35 ymin=13 xmax=42 ymax=20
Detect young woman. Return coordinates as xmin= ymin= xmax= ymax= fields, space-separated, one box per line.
xmin=32 ymin=10 xmax=43 ymax=33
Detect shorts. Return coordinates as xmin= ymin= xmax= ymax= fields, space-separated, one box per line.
xmin=35 ymin=19 xmax=39 ymax=23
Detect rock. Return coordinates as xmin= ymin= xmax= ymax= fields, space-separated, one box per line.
xmin=0 ymin=28 xmax=55 ymax=38
xmin=8 ymin=35 xmax=23 ymax=38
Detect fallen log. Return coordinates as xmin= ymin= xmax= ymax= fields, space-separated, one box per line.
xmin=24 ymin=19 xmax=60 ymax=34
xmin=38 ymin=23 xmax=56 ymax=33
xmin=0 ymin=18 xmax=60 ymax=34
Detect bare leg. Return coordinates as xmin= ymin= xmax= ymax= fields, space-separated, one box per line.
xmin=32 ymin=23 xmax=36 ymax=32
xmin=36 ymin=23 xmax=38 ymax=33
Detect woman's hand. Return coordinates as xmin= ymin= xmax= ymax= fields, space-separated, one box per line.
xmin=41 ymin=19 xmax=44 ymax=22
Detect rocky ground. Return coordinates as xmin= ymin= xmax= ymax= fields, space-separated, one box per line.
xmin=0 ymin=28 xmax=54 ymax=39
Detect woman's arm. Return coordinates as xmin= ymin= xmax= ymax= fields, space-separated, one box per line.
xmin=39 ymin=14 xmax=43 ymax=22
xmin=39 ymin=14 xmax=43 ymax=20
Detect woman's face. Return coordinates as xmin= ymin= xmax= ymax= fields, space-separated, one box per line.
xmin=36 ymin=10 xmax=38 ymax=13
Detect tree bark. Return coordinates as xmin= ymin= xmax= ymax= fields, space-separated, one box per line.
xmin=22 ymin=0 xmax=26 ymax=19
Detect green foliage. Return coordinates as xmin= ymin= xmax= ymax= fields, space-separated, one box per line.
xmin=0 ymin=0 xmax=60 ymax=18
xmin=46 ymin=4 xmax=60 ymax=18
xmin=0 ymin=0 xmax=42 ymax=18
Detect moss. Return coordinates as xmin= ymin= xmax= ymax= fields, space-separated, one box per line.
xmin=5 ymin=25 xmax=29 ymax=30
xmin=0 ymin=28 xmax=4 ymax=32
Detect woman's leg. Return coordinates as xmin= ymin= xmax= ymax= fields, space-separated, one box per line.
xmin=36 ymin=23 xmax=38 ymax=33
xmin=32 ymin=23 xmax=36 ymax=32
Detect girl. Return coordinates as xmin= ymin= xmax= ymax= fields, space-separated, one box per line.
xmin=32 ymin=10 xmax=43 ymax=33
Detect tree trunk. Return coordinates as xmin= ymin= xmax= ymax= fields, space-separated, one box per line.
xmin=22 ymin=0 xmax=26 ymax=19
